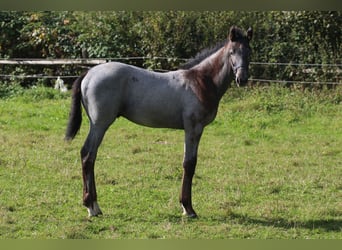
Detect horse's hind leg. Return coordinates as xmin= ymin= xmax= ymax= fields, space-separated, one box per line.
xmin=81 ymin=124 xmax=108 ymax=217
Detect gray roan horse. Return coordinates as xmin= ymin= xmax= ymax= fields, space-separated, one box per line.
xmin=65 ymin=26 xmax=252 ymax=218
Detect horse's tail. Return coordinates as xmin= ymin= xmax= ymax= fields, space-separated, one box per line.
xmin=65 ymin=71 xmax=87 ymax=141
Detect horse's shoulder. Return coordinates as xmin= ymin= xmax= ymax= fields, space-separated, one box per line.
xmin=183 ymin=69 xmax=219 ymax=111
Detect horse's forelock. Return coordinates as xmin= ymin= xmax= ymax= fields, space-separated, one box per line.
xmin=229 ymin=26 xmax=250 ymax=42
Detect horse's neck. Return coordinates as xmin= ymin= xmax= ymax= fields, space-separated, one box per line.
xmin=195 ymin=47 xmax=233 ymax=98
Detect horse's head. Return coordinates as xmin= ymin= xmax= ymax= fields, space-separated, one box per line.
xmin=226 ymin=26 xmax=253 ymax=87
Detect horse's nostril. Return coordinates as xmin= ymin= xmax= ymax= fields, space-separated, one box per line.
xmin=236 ymin=76 xmax=248 ymax=87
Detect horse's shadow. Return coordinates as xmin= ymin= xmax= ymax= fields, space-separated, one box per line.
xmin=212 ymin=212 xmax=342 ymax=233
xmin=166 ymin=211 xmax=342 ymax=233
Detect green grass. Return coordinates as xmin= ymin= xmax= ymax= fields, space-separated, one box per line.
xmin=0 ymin=85 xmax=341 ymax=239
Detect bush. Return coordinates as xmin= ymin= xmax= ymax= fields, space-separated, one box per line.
xmin=0 ymin=11 xmax=340 ymax=87
xmin=20 ymin=85 xmax=69 ymax=101
xmin=0 ymin=81 xmax=24 ymax=98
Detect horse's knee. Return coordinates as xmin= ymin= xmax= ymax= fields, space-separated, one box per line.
xmin=80 ymin=146 xmax=88 ymax=159
xmin=183 ymin=157 xmax=197 ymax=176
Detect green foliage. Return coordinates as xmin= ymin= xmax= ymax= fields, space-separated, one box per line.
xmin=0 ymin=11 xmax=341 ymax=86
xmin=0 ymin=81 xmax=24 ymax=98
xmin=19 ymin=85 xmax=69 ymax=101
xmin=249 ymin=11 xmax=341 ymax=83
xmin=0 ymin=79 xmax=69 ymax=99
xmin=72 ymin=12 xmax=142 ymax=59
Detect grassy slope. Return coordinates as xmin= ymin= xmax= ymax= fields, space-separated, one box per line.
xmin=0 ymin=85 xmax=341 ymax=239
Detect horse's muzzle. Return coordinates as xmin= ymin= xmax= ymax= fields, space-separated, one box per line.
xmin=235 ymin=68 xmax=249 ymax=87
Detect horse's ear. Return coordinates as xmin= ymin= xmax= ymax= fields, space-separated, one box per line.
xmin=229 ymin=26 xmax=238 ymax=41
xmin=247 ymin=27 xmax=253 ymax=41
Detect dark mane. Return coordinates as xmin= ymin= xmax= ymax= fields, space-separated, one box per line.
xmin=179 ymin=27 xmax=250 ymax=70
xmin=179 ymin=40 xmax=227 ymax=70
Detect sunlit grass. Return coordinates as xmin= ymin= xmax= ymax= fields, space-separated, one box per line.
xmin=0 ymin=85 xmax=341 ymax=238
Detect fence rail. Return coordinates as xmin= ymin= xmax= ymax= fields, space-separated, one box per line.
xmin=0 ymin=57 xmax=341 ymax=85
xmin=1 ymin=57 xmax=341 ymax=67
xmin=0 ymin=58 xmax=107 ymax=65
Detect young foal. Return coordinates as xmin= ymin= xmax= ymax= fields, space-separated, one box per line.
xmin=65 ymin=26 xmax=252 ymax=218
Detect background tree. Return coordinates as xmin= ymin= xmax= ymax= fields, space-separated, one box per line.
xmin=0 ymin=11 xmax=340 ymax=87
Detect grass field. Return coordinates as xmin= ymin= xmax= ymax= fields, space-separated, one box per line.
xmin=0 ymin=84 xmax=341 ymax=239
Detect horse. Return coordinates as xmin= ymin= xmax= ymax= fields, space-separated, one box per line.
xmin=65 ymin=26 xmax=253 ymax=218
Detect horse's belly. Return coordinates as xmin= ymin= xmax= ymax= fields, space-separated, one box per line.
xmin=122 ymin=105 xmax=184 ymax=129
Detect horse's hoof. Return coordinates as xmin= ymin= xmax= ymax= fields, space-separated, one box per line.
xmin=87 ymin=201 xmax=103 ymax=217
xmin=186 ymin=213 xmax=198 ymax=219
xmin=181 ymin=204 xmax=198 ymax=218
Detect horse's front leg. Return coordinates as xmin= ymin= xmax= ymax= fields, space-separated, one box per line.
xmin=180 ymin=124 xmax=203 ymax=218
